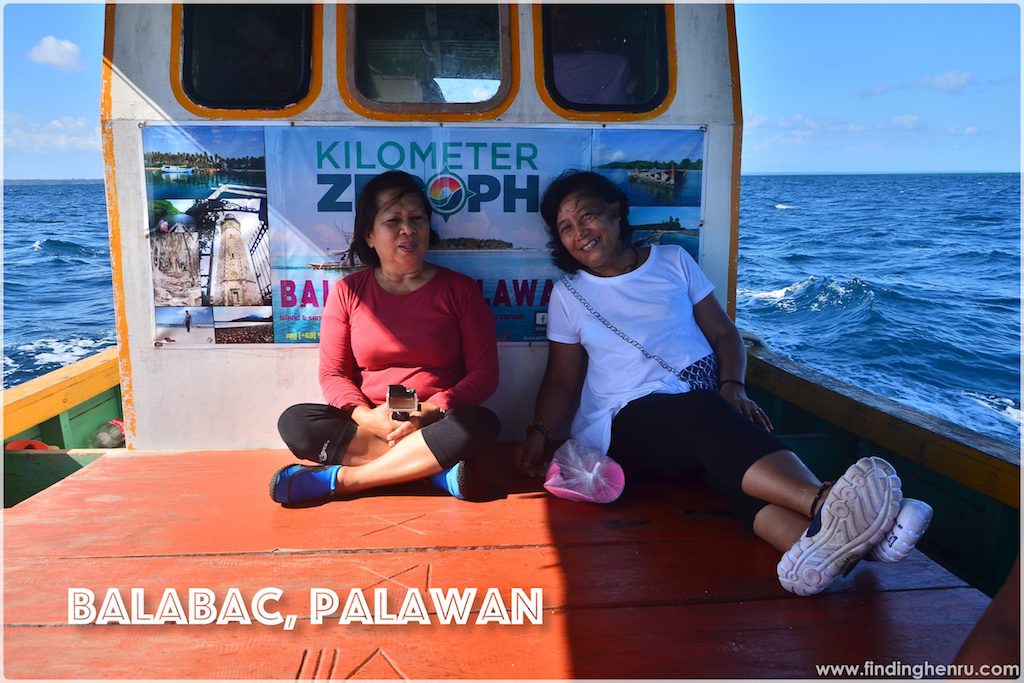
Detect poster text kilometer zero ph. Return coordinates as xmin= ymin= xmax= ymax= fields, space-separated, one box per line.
xmin=315 ymin=140 xmax=541 ymax=215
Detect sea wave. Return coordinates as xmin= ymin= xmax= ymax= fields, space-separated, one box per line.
xmin=4 ymin=335 xmax=117 ymax=388
xmin=964 ymin=392 xmax=1023 ymax=426
xmin=738 ymin=173 xmax=1020 ymax=445
xmin=740 ymin=275 xmax=877 ymax=314
xmin=741 ymin=276 xmax=816 ymax=302
xmin=15 ymin=337 xmax=114 ymax=364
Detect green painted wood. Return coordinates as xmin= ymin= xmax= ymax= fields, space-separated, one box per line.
xmin=57 ymin=411 xmax=73 ymax=447
xmin=4 ymin=387 xmax=123 ymax=451
xmin=5 ymin=423 xmax=44 ymax=444
xmin=3 ymin=385 xmax=122 ymax=505
xmin=64 ymin=388 xmax=122 ymax=449
xmin=3 ymin=451 xmax=103 ymax=507
xmin=36 ymin=417 xmax=66 ymax=449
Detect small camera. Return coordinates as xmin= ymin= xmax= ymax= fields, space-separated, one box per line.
xmin=386 ymin=384 xmax=419 ymax=421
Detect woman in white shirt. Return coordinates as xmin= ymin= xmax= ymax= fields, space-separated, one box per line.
xmin=515 ymin=170 xmax=932 ymax=596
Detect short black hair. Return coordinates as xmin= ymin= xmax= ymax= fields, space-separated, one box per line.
xmin=539 ymin=170 xmax=632 ymax=274
xmin=350 ymin=170 xmax=439 ymax=268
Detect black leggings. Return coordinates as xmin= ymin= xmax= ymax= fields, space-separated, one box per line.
xmin=607 ymin=391 xmax=790 ymax=532
xmin=277 ymin=403 xmax=500 ymax=470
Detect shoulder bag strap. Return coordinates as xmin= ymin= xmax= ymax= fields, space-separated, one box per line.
xmin=558 ymin=275 xmax=719 ymax=391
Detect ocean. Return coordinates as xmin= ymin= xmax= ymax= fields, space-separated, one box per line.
xmin=3 ymin=181 xmax=118 ymax=384
xmin=3 ymin=174 xmax=1020 ymax=446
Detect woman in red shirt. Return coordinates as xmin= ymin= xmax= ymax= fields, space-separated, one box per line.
xmin=270 ymin=171 xmax=501 ymax=506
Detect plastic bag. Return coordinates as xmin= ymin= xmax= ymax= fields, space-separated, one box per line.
xmin=544 ymin=439 xmax=625 ymax=504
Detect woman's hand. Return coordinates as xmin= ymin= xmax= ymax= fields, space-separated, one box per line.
xmin=513 ymin=431 xmax=550 ymax=478
xmin=385 ymin=419 xmax=419 ymax=447
xmin=512 ymin=341 xmax=585 ymax=478
xmin=352 ymin=404 xmax=407 ymax=443
xmin=719 ymin=382 xmax=774 ymax=431
xmin=383 ymin=402 xmax=445 ymax=446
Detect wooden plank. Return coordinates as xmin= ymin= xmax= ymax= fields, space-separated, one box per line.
xmin=3 ymin=544 xmax=965 ymax=626
xmin=4 ymin=450 xmax=746 ymax=558
xmin=3 ymin=588 xmax=988 ymax=679
xmin=3 ymin=348 xmax=120 ymax=439
xmin=3 ymin=446 xmax=992 ymax=679
xmin=748 ymin=348 xmax=1020 ymax=508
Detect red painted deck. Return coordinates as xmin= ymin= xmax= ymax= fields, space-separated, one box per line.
xmin=5 ymin=448 xmax=989 ymax=679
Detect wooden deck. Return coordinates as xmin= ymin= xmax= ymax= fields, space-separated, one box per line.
xmin=5 ymin=448 xmax=989 ymax=679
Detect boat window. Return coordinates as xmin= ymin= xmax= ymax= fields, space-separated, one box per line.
xmin=347 ymin=4 xmax=511 ymax=113
xmin=541 ymin=4 xmax=669 ymax=112
xmin=181 ymin=4 xmax=313 ymax=110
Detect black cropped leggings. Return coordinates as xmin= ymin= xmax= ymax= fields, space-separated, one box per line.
xmin=277 ymin=403 xmax=501 ymax=470
xmin=607 ymin=390 xmax=790 ymax=532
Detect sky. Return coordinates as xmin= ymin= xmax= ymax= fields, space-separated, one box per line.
xmin=735 ymin=3 xmax=1020 ymax=173
xmin=2 ymin=3 xmax=1020 ymax=178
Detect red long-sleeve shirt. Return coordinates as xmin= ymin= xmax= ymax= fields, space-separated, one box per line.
xmin=318 ymin=266 xmax=499 ymax=411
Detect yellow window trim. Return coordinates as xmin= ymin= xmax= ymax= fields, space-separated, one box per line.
xmin=336 ymin=3 xmax=519 ymax=122
xmin=531 ymin=4 xmax=676 ymax=122
xmin=169 ymin=4 xmax=323 ymax=119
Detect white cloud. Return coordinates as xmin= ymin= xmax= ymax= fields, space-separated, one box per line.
xmin=861 ymin=70 xmax=975 ymax=97
xmin=920 ymin=71 xmax=973 ymax=93
xmin=27 ymin=35 xmax=82 ymax=71
xmin=744 ymin=112 xmax=769 ymax=129
xmin=778 ymin=113 xmax=820 ymax=130
xmin=859 ymin=83 xmax=900 ymax=97
xmin=746 ymin=114 xmax=882 ymax=149
xmin=963 ymin=126 xmax=979 ymax=135
xmin=892 ymin=114 xmax=922 ymax=130
xmin=4 ymin=111 xmax=101 ymax=152
xmin=825 ymin=121 xmax=870 ymax=134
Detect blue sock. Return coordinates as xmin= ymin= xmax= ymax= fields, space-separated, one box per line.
xmin=277 ymin=464 xmax=339 ymax=504
xmin=428 ymin=463 xmax=465 ymax=500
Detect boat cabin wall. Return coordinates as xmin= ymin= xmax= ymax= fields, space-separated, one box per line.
xmin=103 ymin=4 xmax=740 ymax=449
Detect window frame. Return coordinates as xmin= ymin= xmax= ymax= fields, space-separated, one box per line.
xmin=338 ymin=3 xmax=518 ymax=121
xmin=533 ymin=4 xmax=676 ymax=122
xmin=170 ymin=3 xmax=323 ymax=119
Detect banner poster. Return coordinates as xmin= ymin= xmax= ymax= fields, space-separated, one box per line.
xmin=264 ymin=126 xmax=593 ymax=343
xmin=142 ymin=125 xmax=274 ymax=347
xmin=142 ymin=125 xmax=706 ymax=345
xmin=592 ymin=128 xmax=705 ymax=262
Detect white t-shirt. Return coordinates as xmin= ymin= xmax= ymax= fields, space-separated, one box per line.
xmin=547 ymin=244 xmax=716 ymax=454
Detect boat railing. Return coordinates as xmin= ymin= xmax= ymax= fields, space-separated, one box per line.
xmin=746 ymin=345 xmax=1019 ymax=508
xmin=3 ymin=347 xmax=121 ymax=445
xmin=746 ymin=344 xmax=1018 ymax=595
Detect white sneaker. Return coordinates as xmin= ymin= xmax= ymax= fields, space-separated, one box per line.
xmin=868 ymin=498 xmax=933 ymax=562
xmin=777 ymin=456 xmax=903 ymax=596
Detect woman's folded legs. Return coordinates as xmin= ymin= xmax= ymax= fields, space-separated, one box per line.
xmin=272 ymin=404 xmax=500 ymax=504
xmin=610 ymin=391 xmax=921 ymax=595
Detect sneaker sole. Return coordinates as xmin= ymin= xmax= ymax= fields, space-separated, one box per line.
xmin=268 ymin=464 xmax=299 ymax=504
xmin=869 ymin=499 xmax=933 ymax=563
xmin=778 ymin=457 xmax=902 ymax=596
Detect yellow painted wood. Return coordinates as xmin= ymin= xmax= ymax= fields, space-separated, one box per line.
xmin=747 ymin=347 xmax=1019 ymax=509
xmin=3 ymin=348 xmax=120 ymax=439
xmin=726 ymin=3 xmax=742 ymax=319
